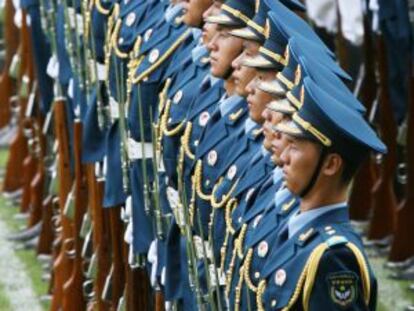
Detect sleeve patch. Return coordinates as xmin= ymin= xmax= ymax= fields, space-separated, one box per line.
xmin=327 ymin=272 xmax=358 ymax=308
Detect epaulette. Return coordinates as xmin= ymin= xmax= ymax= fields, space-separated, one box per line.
xmin=130 ymin=28 xmax=192 ymax=84
xmin=301 ymin=231 xmax=371 ymax=311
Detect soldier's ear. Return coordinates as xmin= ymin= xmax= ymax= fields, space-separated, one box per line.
xmin=321 ymin=153 xmax=343 ymax=178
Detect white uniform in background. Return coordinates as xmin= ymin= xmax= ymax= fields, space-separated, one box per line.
xmin=305 ymin=0 xmax=365 ymax=45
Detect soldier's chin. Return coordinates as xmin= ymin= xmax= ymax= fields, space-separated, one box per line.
xmin=183 ymin=14 xmax=203 ymax=28
xmin=211 ymin=65 xmax=231 ymax=79
xmin=263 ymin=139 xmax=272 ymax=151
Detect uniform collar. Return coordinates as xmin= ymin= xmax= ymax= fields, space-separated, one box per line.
xmin=287 ymin=202 xmax=347 ymax=239
xmin=219 ymin=94 xmax=243 ymax=116
xmin=164 ymin=3 xmax=183 ymax=22
xmin=192 ymin=44 xmax=208 ymax=63
xmin=244 ymin=117 xmax=257 ymax=134
xmin=260 ymin=145 xmax=270 ymax=157
xmin=192 ymin=28 xmax=202 ymax=41
xmin=273 ymin=166 xmax=283 ymax=184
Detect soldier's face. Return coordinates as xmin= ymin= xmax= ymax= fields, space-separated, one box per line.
xmin=182 ymin=0 xmax=213 ymax=27
xmin=202 ymin=1 xmax=222 ymax=44
xmin=270 ymin=130 xmax=289 ymax=165
xmin=208 ymin=25 xmax=243 ymax=78
xmin=280 ymin=136 xmax=322 ymax=196
xmin=262 ymin=108 xmax=283 ymax=150
xmin=231 ymin=40 xmax=260 ymax=97
xmin=246 ymin=70 xmax=277 ymax=123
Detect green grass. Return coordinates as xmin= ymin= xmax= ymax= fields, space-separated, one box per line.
xmin=0 ymin=195 xmax=50 ymax=311
xmin=0 ymin=150 xmax=49 ymax=310
xmin=0 ymin=282 xmax=12 ymax=310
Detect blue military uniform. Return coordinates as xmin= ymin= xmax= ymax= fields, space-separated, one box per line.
xmin=126 ymin=2 xmax=191 ymax=256
xmin=254 ymin=76 xmax=387 ymax=311
xmin=20 ymin=0 xmax=54 ymax=115
xmin=102 ymin=0 xmax=164 ymax=208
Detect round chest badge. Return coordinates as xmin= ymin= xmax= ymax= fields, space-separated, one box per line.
xmin=275 ymin=269 xmax=287 ymax=286
xmin=252 ymin=214 xmax=262 ymax=228
xmin=207 ymin=150 xmax=218 ymax=166
xmin=149 ymin=49 xmax=159 ymax=64
xmin=144 ymin=28 xmax=153 ymax=42
xmin=257 ymin=241 xmax=268 ymax=258
xmin=173 ymin=90 xmax=183 ymax=104
xmin=125 ymin=12 xmax=136 ymax=27
xmin=199 ymin=111 xmax=210 ymax=127
xmin=227 ymin=165 xmax=237 ymax=180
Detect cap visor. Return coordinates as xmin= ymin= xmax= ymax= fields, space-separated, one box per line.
xmin=274 ymin=120 xmax=305 ymax=137
xmin=257 ymin=79 xmax=286 ymax=96
xmin=267 ymin=99 xmax=296 ymax=115
xmin=205 ymin=14 xmax=241 ymax=27
xmin=241 ymin=54 xmax=276 ymax=69
xmin=229 ymin=27 xmax=261 ymax=41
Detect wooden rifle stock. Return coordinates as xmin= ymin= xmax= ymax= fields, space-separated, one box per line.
xmin=20 ymin=152 xmax=37 ymax=213
xmin=37 ymin=194 xmax=55 ymax=255
xmin=3 ymin=8 xmax=33 ymax=193
xmin=108 ymin=206 xmax=125 ymax=310
xmin=62 ymin=120 xmax=87 ymax=310
xmin=367 ymin=36 xmax=398 ymax=240
xmin=50 ymin=98 xmax=74 ymax=311
xmin=86 ymin=164 xmax=111 ymax=310
xmin=388 ymin=58 xmax=414 ymax=261
xmin=349 ymin=13 xmax=378 ymax=221
xmin=0 ymin=0 xmax=19 ymax=128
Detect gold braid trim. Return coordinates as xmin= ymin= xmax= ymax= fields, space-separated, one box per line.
xmin=158 ymin=78 xmax=172 ymax=113
xmin=211 ymin=178 xmax=239 ymax=209
xmin=256 ymin=279 xmax=267 ymax=311
xmin=244 ymin=248 xmax=258 ymax=292
xmin=225 ymin=198 xmax=238 ymax=235
xmin=131 ymin=29 xmax=192 ymax=84
xmin=103 ymin=4 xmax=119 ymax=89
xmin=95 ymin=0 xmax=110 ymax=15
xmin=130 ymin=35 xmax=143 ymax=59
xmin=162 ymin=99 xmax=186 ymax=136
xmin=302 ymin=243 xmax=329 ymax=311
xmin=111 ymin=19 xmax=129 ymax=59
xmin=188 ymin=175 xmax=197 ymax=225
xmin=155 ymin=78 xmax=172 ymax=152
xmin=182 ymin=122 xmax=195 ymax=160
xmin=225 ymin=246 xmax=238 ymax=296
xmin=194 ymin=160 xmax=212 ymax=201
xmin=234 ymin=265 xmax=245 ymax=311
xmin=237 ymin=224 xmax=247 ymax=259
xmin=346 ymin=242 xmax=371 ymax=305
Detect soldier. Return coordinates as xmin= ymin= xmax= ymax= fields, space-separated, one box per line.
xmin=253 ymin=76 xmax=385 ymax=311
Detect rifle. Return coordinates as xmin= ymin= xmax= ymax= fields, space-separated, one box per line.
xmin=367 ymin=35 xmax=398 ymax=240
xmin=37 ymin=194 xmax=56 ymax=255
xmin=86 ymin=163 xmax=111 ymax=310
xmin=2 ymin=8 xmax=33 ymax=193
xmin=62 ymin=119 xmax=88 ymax=310
xmin=0 ymin=0 xmax=18 ymax=129
xmin=19 ymin=118 xmax=38 ymax=214
xmin=49 ymin=98 xmax=75 ymax=311
xmin=388 ymin=45 xmax=414 ymax=262
xmin=349 ymin=12 xmax=378 ymax=221
xmin=105 ymin=206 xmax=125 ymax=309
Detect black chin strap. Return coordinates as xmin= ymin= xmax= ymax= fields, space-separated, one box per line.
xmin=299 ymin=147 xmax=328 ymax=198
xmin=222 ymin=67 xmax=234 ymax=80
